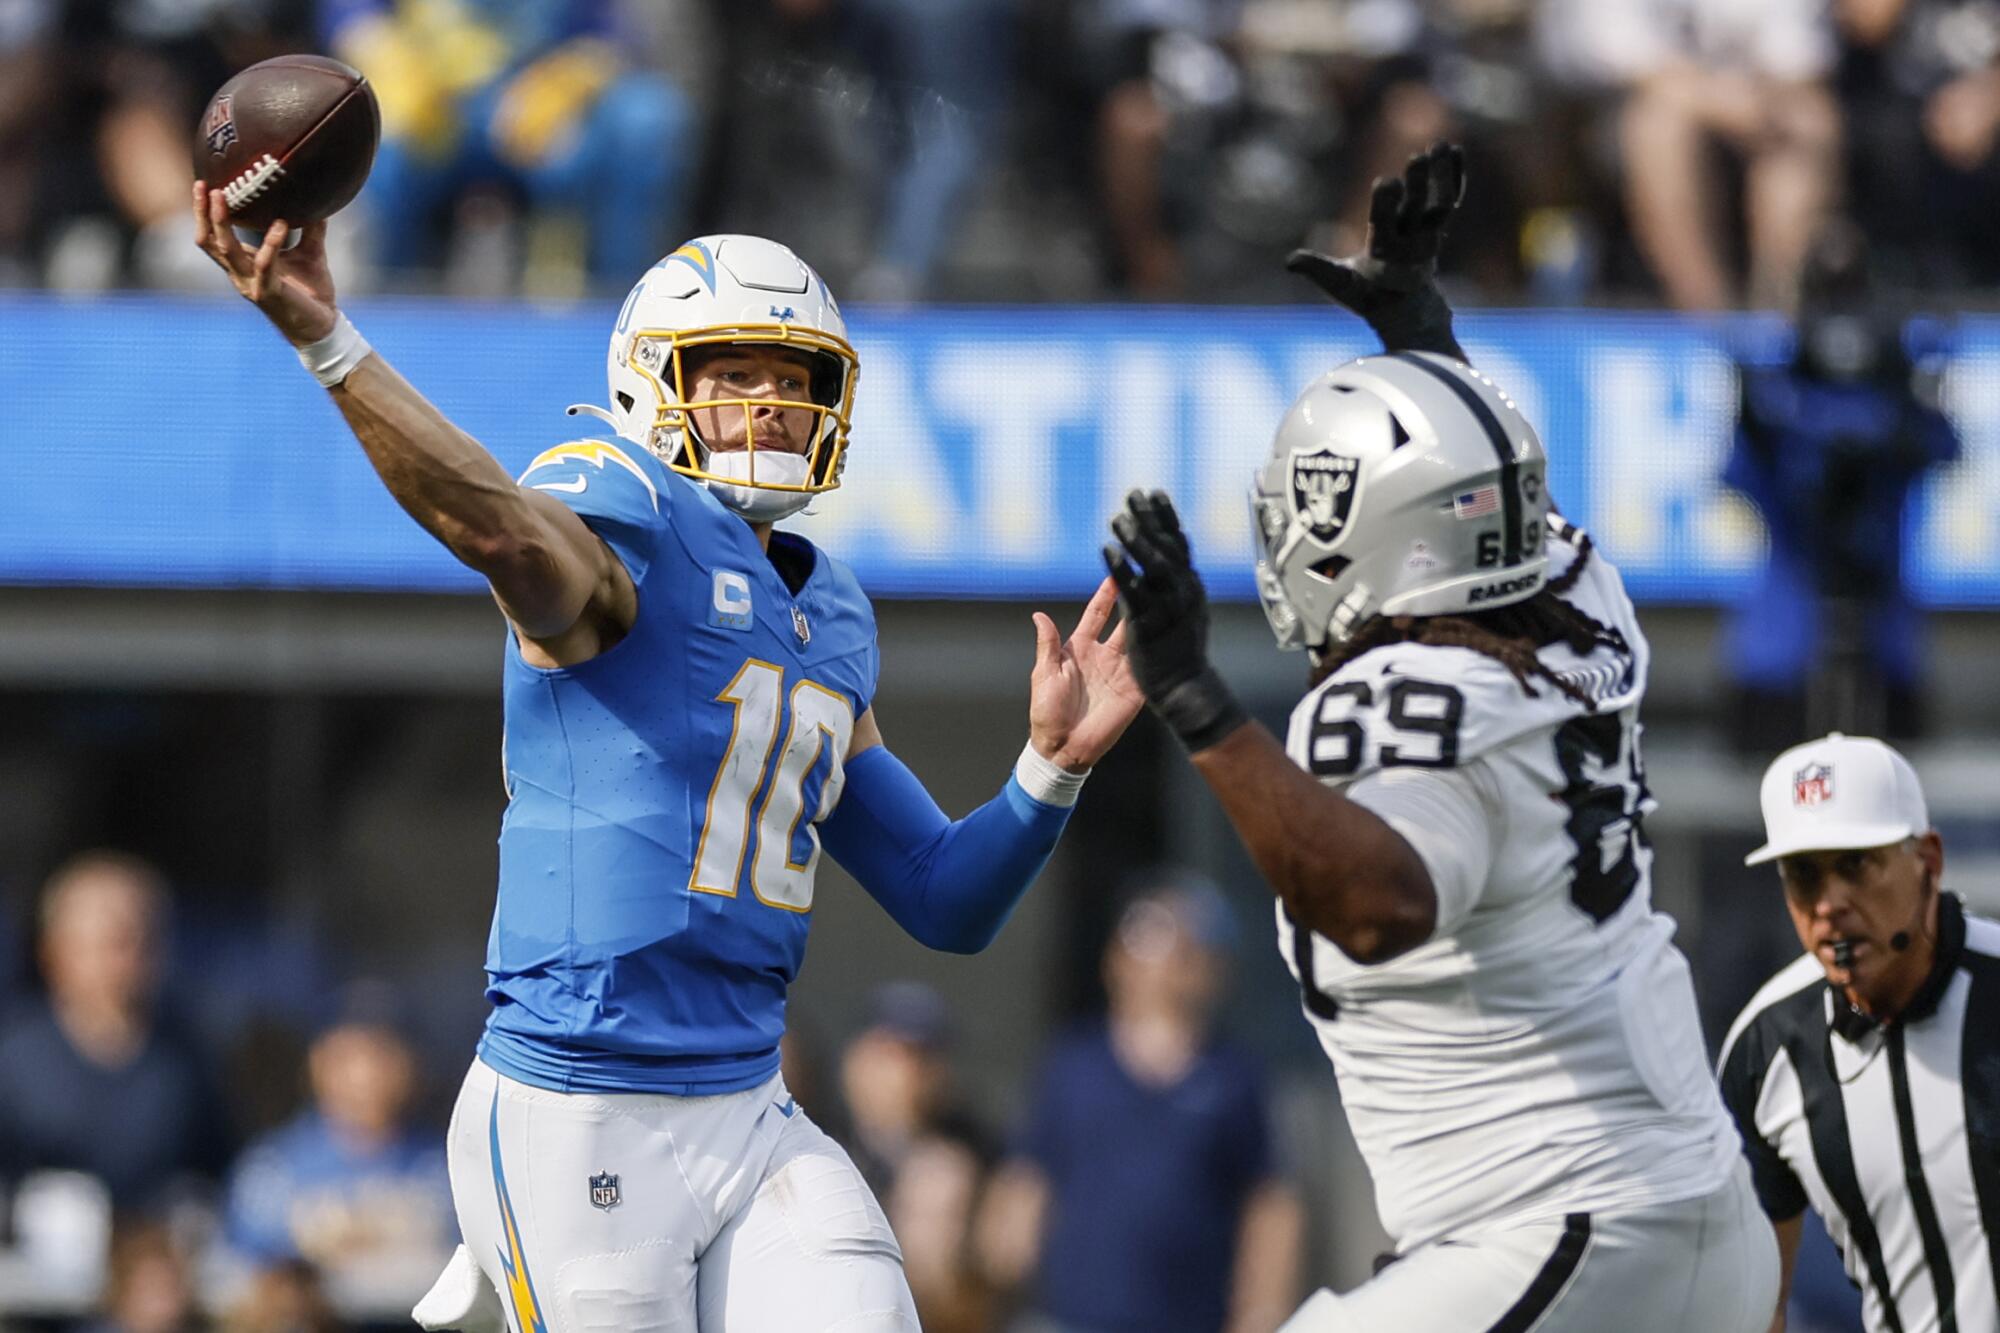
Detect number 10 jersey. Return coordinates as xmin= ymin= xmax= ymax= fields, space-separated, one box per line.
xmin=479 ymin=440 xmax=880 ymax=1098
xmin=1278 ymin=518 xmax=1739 ymax=1250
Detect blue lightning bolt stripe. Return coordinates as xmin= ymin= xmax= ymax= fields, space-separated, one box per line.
xmin=490 ymin=1090 xmax=550 ymax=1333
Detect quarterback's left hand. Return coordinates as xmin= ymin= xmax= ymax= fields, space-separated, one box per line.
xmin=1028 ymin=577 xmax=1143 ymax=773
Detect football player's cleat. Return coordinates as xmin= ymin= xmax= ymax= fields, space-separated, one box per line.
xmin=1249 ymin=351 xmax=1550 ymax=659
xmin=581 ymin=235 xmax=859 ymax=523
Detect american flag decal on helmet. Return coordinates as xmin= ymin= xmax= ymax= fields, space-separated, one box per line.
xmin=1452 ymin=486 xmax=1500 ymax=520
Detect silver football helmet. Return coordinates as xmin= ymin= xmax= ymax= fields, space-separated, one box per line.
xmin=1249 ymin=352 xmax=1550 ymax=658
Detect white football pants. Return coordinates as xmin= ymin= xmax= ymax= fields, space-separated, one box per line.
xmin=1278 ymin=1160 xmax=1779 ymax=1333
xmin=441 ymin=1057 xmax=918 ymax=1333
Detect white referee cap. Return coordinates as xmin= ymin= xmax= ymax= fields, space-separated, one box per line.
xmin=1745 ymin=733 xmax=1931 ymax=867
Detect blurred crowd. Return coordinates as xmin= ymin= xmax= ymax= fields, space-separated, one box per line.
xmin=0 ymin=855 xmax=1304 ymax=1333
xmin=0 ymin=851 xmax=452 ymax=1332
xmin=0 ymin=0 xmax=1996 ymax=307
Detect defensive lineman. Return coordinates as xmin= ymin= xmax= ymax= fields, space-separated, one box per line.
xmin=1721 ymin=733 xmax=2000 ymax=1333
xmin=1103 ymin=146 xmax=1779 ymax=1331
xmin=192 ymin=192 xmax=1141 ymax=1329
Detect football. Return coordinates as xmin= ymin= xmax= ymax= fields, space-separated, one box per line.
xmin=194 ymin=54 xmax=380 ymax=232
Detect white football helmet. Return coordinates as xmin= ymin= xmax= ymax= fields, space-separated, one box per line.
xmin=583 ymin=235 xmax=859 ymax=522
xmin=1249 ymin=352 xmax=1550 ymax=658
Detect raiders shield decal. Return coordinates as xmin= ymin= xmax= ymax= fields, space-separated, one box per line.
xmin=1289 ymin=448 xmax=1360 ymax=544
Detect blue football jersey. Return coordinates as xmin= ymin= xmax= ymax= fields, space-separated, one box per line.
xmin=476 ymin=439 xmax=880 ymax=1095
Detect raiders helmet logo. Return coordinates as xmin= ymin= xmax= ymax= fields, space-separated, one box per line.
xmin=1289 ymin=448 xmax=1360 ymax=544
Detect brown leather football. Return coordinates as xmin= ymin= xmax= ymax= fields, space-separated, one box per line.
xmin=194 ymin=54 xmax=380 ymax=231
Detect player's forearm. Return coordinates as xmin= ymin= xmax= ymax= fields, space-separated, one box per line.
xmin=1767 ymin=1214 xmax=1801 ymax=1333
xmin=1227 ymin=1182 xmax=1304 ymax=1333
xmin=329 ymin=355 xmax=538 ymax=567
xmin=1190 ymin=722 xmax=1435 ymax=963
xmin=1367 ymin=284 xmax=1466 ymax=363
xmin=821 ymin=745 xmax=1077 ymax=954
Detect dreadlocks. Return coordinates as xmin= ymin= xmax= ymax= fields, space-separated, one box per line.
xmin=1312 ymin=529 xmax=1630 ymax=707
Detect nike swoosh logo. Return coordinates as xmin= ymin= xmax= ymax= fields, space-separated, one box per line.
xmin=531 ymin=478 xmax=589 ymax=494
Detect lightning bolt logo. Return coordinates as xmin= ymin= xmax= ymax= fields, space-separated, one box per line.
xmin=665 ymin=239 xmax=718 ymax=293
xmin=522 ymin=441 xmax=661 ymax=513
xmin=490 ymin=1092 xmax=549 ymax=1333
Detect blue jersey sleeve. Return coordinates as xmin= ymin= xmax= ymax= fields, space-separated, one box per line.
xmin=519 ymin=440 xmax=668 ymax=583
xmin=819 ymin=745 xmax=1073 ymax=954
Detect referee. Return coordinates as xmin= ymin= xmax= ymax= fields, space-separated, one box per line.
xmin=1719 ymin=733 xmax=2000 ymax=1333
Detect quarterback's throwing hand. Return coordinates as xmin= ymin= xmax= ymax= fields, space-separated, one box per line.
xmin=1285 ymin=141 xmax=1466 ymax=359
xmin=1028 ymin=577 xmax=1144 ymax=773
xmin=1102 ymin=490 xmax=1247 ymax=752
xmin=192 ymin=182 xmax=339 ymax=347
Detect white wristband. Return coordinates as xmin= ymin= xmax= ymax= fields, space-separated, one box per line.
xmin=1014 ymin=742 xmax=1089 ymax=808
xmin=296 ymin=313 xmax=372 ymax=388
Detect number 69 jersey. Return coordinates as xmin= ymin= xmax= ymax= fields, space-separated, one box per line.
xmin=1278 ymin=522 xmax=1740 ymax=1251
xmin=476 ymin=439 xmax=880 ymax=1099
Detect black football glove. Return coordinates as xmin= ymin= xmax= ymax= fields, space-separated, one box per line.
xmin=1286 ymin=140 xmax=1468 ymax=360
xmin=1103 ymin=489 xmax=1248 ymax=752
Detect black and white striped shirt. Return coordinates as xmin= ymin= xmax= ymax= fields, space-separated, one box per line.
xmin=1718 ymin=893 xmax=2000 ymax=1333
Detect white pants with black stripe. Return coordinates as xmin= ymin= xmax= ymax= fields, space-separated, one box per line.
xmin=1278 ymin=1160 xmax=1779 ymax=1333
xmin=442 ymin=1057 xmax=919 ymax=1333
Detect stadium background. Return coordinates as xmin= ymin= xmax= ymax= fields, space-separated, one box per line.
xmin=5 ymin=0 xmax=2000 ymax=1330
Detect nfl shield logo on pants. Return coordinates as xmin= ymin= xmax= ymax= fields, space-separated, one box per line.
xmin=589 ymin=1171 xmax=621 ymax=1210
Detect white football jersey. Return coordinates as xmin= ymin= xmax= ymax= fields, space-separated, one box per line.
xmin=1278 ymin=518 xmax=1740 ymax=1249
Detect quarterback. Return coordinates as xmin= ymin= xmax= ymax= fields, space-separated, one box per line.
xmin=194 ymin=188 xmax=1140 ymax=1331
xmin=1104 ymin=146 xmax=1780 ymax=1331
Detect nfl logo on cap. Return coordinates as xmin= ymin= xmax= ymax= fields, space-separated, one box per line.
xmin=1745 ymin=733 xmax=1931 ymax=867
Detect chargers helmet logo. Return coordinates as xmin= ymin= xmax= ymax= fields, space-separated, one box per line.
xmin=1289 ymin=448 xmax=1359 ymax=543
xmin=204 ymin=96 xmax=237 ymax=156
xmin=1793 ymin=762 xmax=1834 ymax=807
